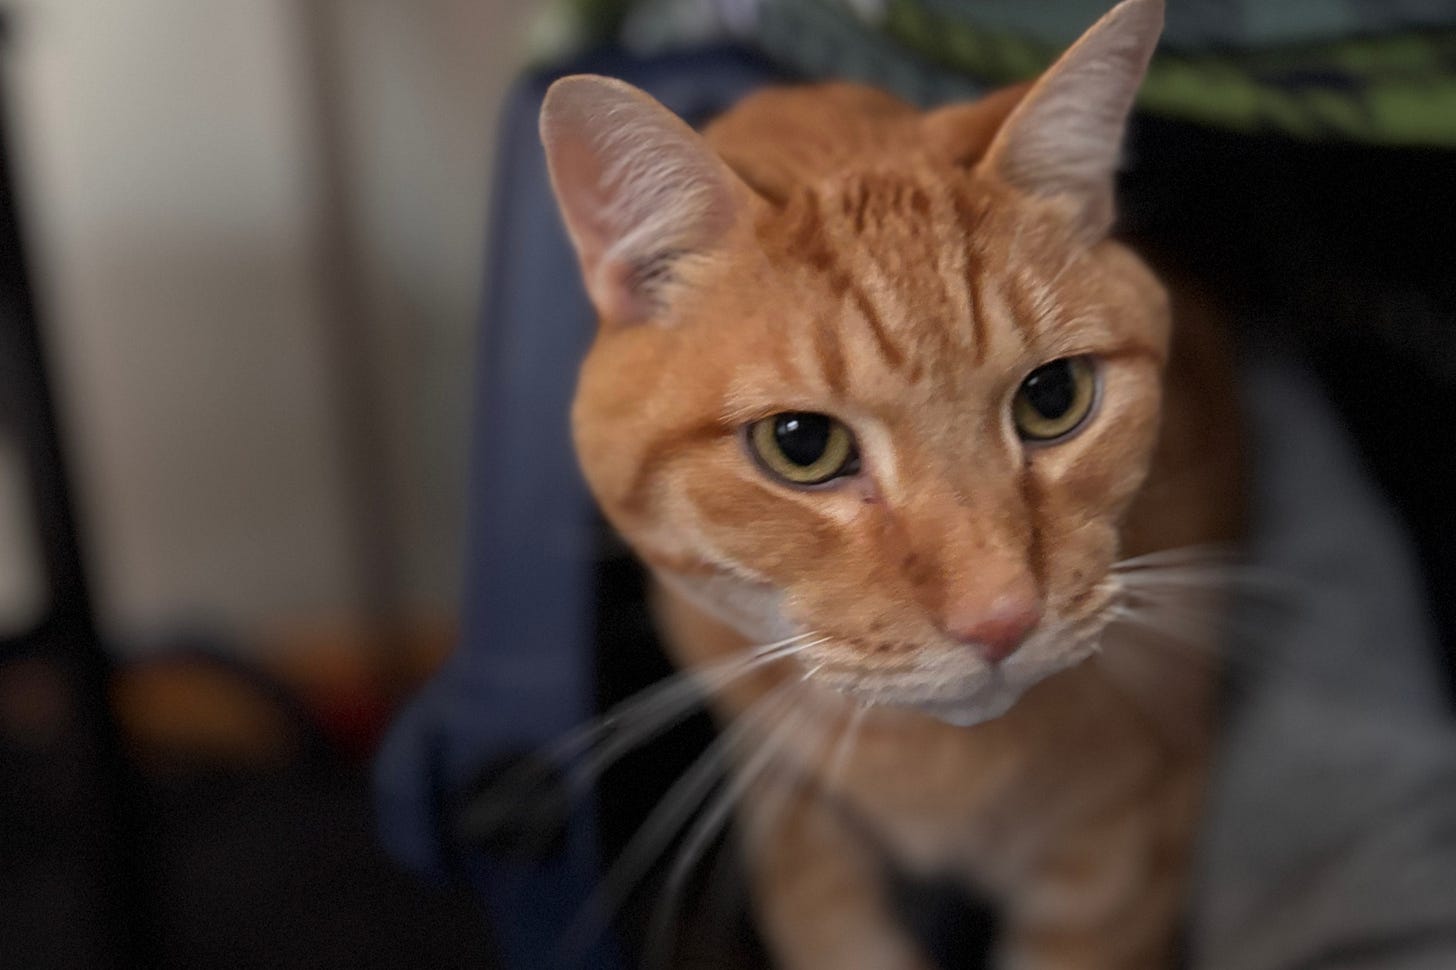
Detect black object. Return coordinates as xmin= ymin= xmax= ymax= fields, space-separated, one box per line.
xmin=888 ymin=868 xmax=1000 ymax=970
xmin=0 ymin=21 xmax=156 ymax=969
xmin=454 ymin=751 xmax=574 ymax=861
xmin=1121 ymin=115 xmax=1456 ymax=699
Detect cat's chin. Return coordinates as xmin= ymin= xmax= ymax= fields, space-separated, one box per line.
xmin=821 ymin=668 xmax=1033 ymax=728
xmin=914 ymin=691 xmax=1026 ymax=727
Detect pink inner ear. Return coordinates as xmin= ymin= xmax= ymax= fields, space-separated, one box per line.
xmin=544 ymin=121 xmax=658 ymax=323
xmin=541 ymin=75 xmax=753 ymax=326
xmin=593 ymin=253 xmax=665 ymax=325
xmin=542 ymin=129 xmax=612 ymax=281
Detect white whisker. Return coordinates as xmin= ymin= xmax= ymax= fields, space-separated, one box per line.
xmin=562 ymin=680 xmax=803 ymax=959
xmin=1111 ymin=544 xmax=1242 ymax=573
xmin=824 ymin=702 xmax=868 ymax=794
xmin=566 ymin=634 xmax=826 ymax=794
xmin=1109 ymin=598 xmax=1292 ymax=677
xmin=475 ymin=633 xmax=822 ymax=819
xmin=566 ymin=632 xmax=813 ymax=766
xmin=642 ymin=688 xmax=813 ymax=969
xmin=1116 ymin=566 xmax=1299 ymax=601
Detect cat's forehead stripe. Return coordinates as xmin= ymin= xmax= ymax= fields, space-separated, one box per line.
xmin=975 ymin=275 xmax=1020 ymax=358
xmin=780 ymin=190 xmax=908 ymax=372
xmin=759 ymin=166 xmax=1120 ymax=405
xmin=935 ymin=186 xmax=977 ymax=364
xmin=844 ymin=270 xmax=904 ymax=371
xmin=791 ymin=171 xmax=1059 ymax=381
xmin=966 ymin=261 xmax=989 ymax=365
xmin=811 ymin=304 xmax=849 ymax=395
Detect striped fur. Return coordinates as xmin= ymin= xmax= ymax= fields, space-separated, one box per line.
xmin=545 ymin=1 xmax=1243 ymax=966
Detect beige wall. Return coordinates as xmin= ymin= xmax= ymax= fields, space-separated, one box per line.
xmin=2 ymin=0 xmax=540 ymax=649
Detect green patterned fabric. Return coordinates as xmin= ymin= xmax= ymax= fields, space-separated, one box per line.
xmin=540 ymin=0 xmax=1456 ymax=146
xmin=893 ymin=0 xmax=1456 ymax=50
xmin=875 ymin=0 xmax=1456 ymax=146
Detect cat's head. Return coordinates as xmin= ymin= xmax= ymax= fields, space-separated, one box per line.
xmin=542 ymin=0 xmax=1169 ymax=725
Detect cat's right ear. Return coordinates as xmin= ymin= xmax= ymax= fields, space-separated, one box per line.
xmin=540 ymin=75 xmax=756 ymax=326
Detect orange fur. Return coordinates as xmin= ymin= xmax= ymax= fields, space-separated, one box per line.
xmin=544 ymin=0 xmax=1241 ymax=965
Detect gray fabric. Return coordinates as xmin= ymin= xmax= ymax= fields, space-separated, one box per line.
xmin=1192 ymin=348 xmax=1456 ymax=970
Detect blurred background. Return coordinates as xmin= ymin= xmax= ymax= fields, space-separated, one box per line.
xmin=3 ymin=0 xmax=539 ymax=663
xmin=0 ymin=1 xmax=543 ymax=967
xmin=2 ymin=1 xmax=1455 ymax=969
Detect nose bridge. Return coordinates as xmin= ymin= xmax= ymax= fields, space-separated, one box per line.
xmin=894 ymin=456 xmax=1033 ymax=616
xmin=906 ymin=429 xmax=1022 ymax=540
xmin=914 ymin=484 xmax=988 ymax=562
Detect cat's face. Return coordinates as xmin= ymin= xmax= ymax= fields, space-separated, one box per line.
xmin=545 ymin=0 xmax=1169 ymax=725
xmin=572 ymin=176 xmax=1168 ymax=724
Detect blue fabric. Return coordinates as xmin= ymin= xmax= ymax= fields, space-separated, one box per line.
xmin=373 ymin=46 xmax=781 ymax=970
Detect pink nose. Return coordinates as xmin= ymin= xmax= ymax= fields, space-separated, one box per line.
xmin=945 ymin=596 xmax=1041 ymax=665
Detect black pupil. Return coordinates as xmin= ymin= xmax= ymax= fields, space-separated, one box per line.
xmin=774 ymin=413 xmax=831 ymax=467
xmin=1021 ymin=360 xmax=1077 ymax=419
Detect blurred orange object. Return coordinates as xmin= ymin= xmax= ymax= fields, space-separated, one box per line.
xmin=113 ymin=615 xmax=456 ymax=767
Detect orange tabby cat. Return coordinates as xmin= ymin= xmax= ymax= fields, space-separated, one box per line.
xmin=541 ymin=0 xmax=1242 ymax=966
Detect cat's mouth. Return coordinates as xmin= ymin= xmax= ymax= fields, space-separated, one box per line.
xmin=796 ymin=624 xmax=1107 ymax=727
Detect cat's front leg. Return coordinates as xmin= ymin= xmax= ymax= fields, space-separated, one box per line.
xmin=739 ymin=776 xmax=936 ymax=970
xmin=996 ymin=762 xmax=1203 ymax=970
xmin=997 ymin=864 xmax=1185 ymax=970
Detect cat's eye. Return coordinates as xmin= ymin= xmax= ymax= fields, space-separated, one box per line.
xmin=747 ymin=412 xmax=860 ymax=486
xmin=1013 ymin=356 xmax=1099 ymax=443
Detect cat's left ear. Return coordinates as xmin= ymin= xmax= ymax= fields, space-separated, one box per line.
xmin=540 ymin=75 xmax=758 ymax=325
xmin=975 ymin=0 xmax=1163 ymax=242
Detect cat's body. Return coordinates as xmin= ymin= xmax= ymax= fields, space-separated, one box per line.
xmin=650 ymin=266 xmax=1238 ymax=969
xmin=542 ymin=1 xmax=1242 ymax=966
